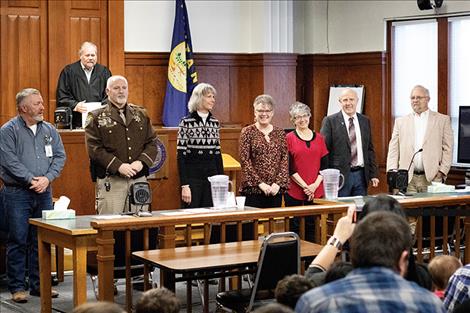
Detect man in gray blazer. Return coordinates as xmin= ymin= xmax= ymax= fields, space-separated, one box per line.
xmin=387 ymin=85 xmax=453 ymax=193
xmin=320 ymin=89 xmax=379 ymax=196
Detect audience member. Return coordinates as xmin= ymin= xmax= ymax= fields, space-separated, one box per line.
xmin=305 ymin=205 xmax=355 ymax=281
xmin=359 ymin=194 xmax=433 ymax=290
xmin=85 ymin=75 xmax=157 ymax=215
xmin=253 ymin=303 xmax=294 ymax=313
xmin=320 ymin=88 xmax=379 ymax=196
xmin=444 ymin=264 xmax=470 ymax=312
xmin=177 ymin=83 xmax=223 ymax=209
xmin=323 ymin=261 xmax=353 ymax=284
xmin=286 ymin=102 xmax=328 ymax=241
xmin=296 ymin=211 xmax=445 ymax=313
xmin=428 ymin=255 xmax=462 ymax=299
xmin=72 ymin=301 xmax=125 ymax=313
xmin=0 ymin=88 xmax=66 ymax=303
xmin=275 ymin=274 xmax=315 ymax=309
xmin=387 ymin=85 xmax=453 ymax=193
xmin=135 ymin=287 xmax=180 ymax=313
xmin=56 ymin=41 xmax=112 ymax=128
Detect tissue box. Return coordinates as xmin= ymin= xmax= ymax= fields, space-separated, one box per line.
xmin=42 ymin=209 xmax=76 ymax=220
xmin=427 ymin=183 xmax=455 ymax=193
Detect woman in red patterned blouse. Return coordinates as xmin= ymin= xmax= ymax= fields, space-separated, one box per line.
xmin=239 ymin=94 xmax=289 ymax=210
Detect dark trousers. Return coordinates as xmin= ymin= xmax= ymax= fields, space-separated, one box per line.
xmin=5 ymin=186 xmax=53 ymax=293
xmin=183 ymin=178 xmax=213 ymax=209
xmin=339 ymin=168 xmax=367 ymax=197
xmin=284 ymin=193 xmax=315 ymax=242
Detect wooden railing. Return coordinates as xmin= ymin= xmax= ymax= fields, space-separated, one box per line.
xmin=90 ymin=194 xmax=470 ymax=311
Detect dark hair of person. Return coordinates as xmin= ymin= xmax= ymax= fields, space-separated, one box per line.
xmin=358 ymin=193 xmax=405 ymax=220
xmin=252 ymin=302 xmax=295 ymax=313
xmin=350 ymin=211 xmax=413 ymax=271
xmin=359 ymin=194 xmax=433 ymax=289
xmin=135 ymin=287 xmax=180 ymax=313
xmin=453 ymin=298 xmax=470 ymax=313
xmin=72 ymin=301 xmax=125 ymax=313
xmin=324 ymin=261 xmax=354 ymax=284
xmin=275 ymin=274 xmax=315 ymax=309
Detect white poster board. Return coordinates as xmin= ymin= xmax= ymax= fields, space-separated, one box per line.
xmin=327 ymin=85 xmax=365 ymax=116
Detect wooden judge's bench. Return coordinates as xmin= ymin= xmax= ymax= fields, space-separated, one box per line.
xmin=52 ymin=128 xmax=242 ymax=215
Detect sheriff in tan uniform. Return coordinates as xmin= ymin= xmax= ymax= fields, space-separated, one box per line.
xmin=85 ymin=75 xmax=157 ymax=214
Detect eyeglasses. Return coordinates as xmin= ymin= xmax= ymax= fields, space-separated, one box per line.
xmin=410 ymin=96 xmax=428 ymax=101
xmin=295 ymin=114 xmax=310 ymax=120
xmin=255 ymin=109 xmax=273 ymax=114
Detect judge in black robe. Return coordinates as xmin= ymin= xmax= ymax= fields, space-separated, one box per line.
xmin=56 ymin=60 xmax=111 ymax=128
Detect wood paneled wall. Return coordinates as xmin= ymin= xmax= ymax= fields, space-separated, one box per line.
xmin=125 ymin=53 xmax=298 ymax=129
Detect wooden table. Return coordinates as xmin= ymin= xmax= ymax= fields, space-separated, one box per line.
xmin=30 ymin=216 xmax=97 ymax=313
xmin=133 ymin=239 xmax=322 ymax=313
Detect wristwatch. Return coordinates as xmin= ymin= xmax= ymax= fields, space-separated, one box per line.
xmin=327 ymin=236 xmax=343 ymax=250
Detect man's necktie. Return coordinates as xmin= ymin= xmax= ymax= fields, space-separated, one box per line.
xmin=349 ymin=117 xmax=358 ymax=166
xmin=119 ymin=109 xmax=126 ymax=124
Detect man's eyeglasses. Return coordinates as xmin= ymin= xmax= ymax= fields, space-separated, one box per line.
xmin=410 ymin=96 xmax=428 ymax=101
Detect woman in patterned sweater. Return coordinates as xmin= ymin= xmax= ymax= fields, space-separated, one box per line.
xmin=177 ymin=83 xmax=224 ymax=208
xmin=239 ymin=94 xmax=289 ymax=209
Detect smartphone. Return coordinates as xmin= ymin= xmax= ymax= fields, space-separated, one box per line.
xmin=352 ymin=198 xmax=365 ymax=223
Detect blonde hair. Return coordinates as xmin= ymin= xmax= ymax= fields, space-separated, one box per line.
xmin=253 ymin=94 xmax=275 ymax=110
xmin=428 ymin=255 xmax=462 ymax=290
xmin=187 ymin=83 xmax=217 ymax=113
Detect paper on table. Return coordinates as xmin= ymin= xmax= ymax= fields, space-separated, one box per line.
xmin=160 ymin=211 xmax=190 ymax=216
xmin=93 ymin=215 xmax=136 ymax=220
xmin=81 ymin=102 xmax=103 ymax=128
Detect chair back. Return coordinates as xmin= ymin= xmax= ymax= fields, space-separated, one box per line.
xmin=247 ymin=232 xmax=300 ymax=312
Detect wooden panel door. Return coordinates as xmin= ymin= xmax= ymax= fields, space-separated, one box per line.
xmin=0 ymin=0 xmax=48 ymax=125
xmin=48 ymin=0 xmax=109 ymax=119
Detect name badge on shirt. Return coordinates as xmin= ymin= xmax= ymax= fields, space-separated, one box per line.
xmin=45 ymin=145 xmax=53 ymax=157
xmin=44 ymin=135 xmax=53 ymax=157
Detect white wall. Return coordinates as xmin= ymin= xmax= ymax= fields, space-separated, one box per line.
xmin=125 ymin=0 xmax=470 ymax=54
xmin=124 ymin=0 xmax=293 ymax=53
xmin=323 ymin=0 xmax=470 ymax=53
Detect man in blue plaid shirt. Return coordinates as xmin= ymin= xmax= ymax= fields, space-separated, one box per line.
xmin=295 ymin=211 xmax=444 ymax=313
xmin=444 ymin=264 xmax=470 ymax=311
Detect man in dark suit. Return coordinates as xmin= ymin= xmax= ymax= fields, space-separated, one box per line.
xmin=56 ymin=41 xmax=112 ymax=128
xmin=320 ymin=88 xmax=379 ymax=196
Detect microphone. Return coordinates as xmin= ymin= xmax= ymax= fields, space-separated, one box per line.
xmin=407 ymin=148 xmax=424 ymax=173
xmin=387 ymin=148 xmax=423 ymax=195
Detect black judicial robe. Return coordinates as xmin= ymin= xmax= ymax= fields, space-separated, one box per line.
xmin=56 ymin=61 xmax=112 ymax=128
